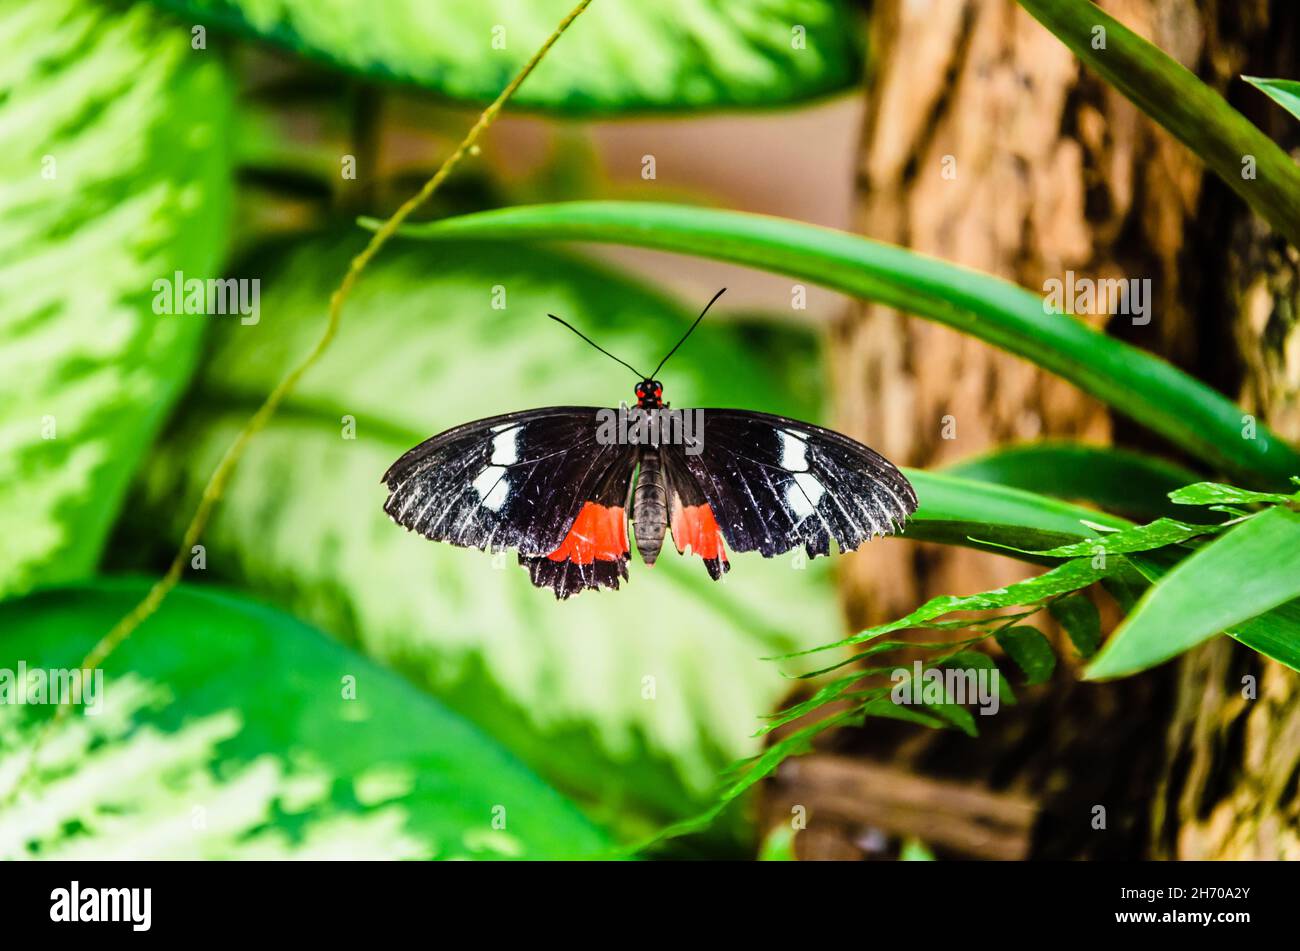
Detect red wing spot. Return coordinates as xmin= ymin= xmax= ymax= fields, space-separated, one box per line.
xmin=671 ymin=503 xmax=728 ymax=562
xmin=547 ymin=502 xmax=628 ymax=564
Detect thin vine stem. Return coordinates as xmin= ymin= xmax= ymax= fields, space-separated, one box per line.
xmin=7 ymin=0 xmax=595 ymax=797
xmin=80 ymin=0 xmax=595 ymax=675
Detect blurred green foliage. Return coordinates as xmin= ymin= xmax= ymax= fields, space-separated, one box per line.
xmin=1 ymin=581 xmax=611 ymax=859
xmin=0 ymin=0 xmax=233 ymax=597
xmin=151 ymin=0 xmax=865 ymax=113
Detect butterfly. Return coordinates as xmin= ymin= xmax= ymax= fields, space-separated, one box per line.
xmin=382 ymin=289 xmax=918 ymax=599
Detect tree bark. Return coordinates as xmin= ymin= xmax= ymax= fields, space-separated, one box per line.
xmin=770 ymin=0 xmax=1300 ymax=859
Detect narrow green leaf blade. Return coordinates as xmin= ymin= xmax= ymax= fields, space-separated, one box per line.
xmin=1087 ymin=507 xmax=1300 ymax=679
xmin=900 ymin=468 xmax=1130 ymax=561
xmin=1168 ymin=482 xmax=1296 ymax=507
xmin=379 ymin=202 xmax=1300 ymax=486
xmin=1013 ymin=517 xmax=1211 ymax=558
xmin=946 ymin=441 xmax=1202 ymax=520
xmin=1244 ymin=76 xmax=1300 ymax=123
xmin=785 ymin=556 xmax=1113 ymax=661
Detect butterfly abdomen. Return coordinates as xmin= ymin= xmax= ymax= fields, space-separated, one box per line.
xmin=632 ymin=449 xmax=668 ymax=566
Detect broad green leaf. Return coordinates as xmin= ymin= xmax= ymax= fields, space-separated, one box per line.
xmin=151 ymin=0 xmax=864 ymax=113
xmin=946 ymin=442 xmax=1203 ymax=521
xmin=0 ymin=0 xmax=233 ymax=597
xmin=1048 ymin=593 xmax=1102 ymax=658
xmin=122 ymin=233 xmax=841 ymax=837
xmin=995 ymin=626 xmax=1055 ymax=685
xmin=1124 ymin=551 xmax=1300 ymax=674
xmin=1168 ymin=481 xmax=1296 ymax=507
xmin=1087 ymin=507 xmax=1300 ymax=679
xmin=1016 ymin=0 xmax=1300 ymax=248
xmin=1228 ymin=597 xmax=1300 ymax=673
xmin=1243 ymin=76 xmax=1300 ymax=123
xmin=903 ymin=468 xmax=1124 ymax=558
xmin=379 ymin=202 xmax=1300 ymax=487
xmin=0 ymin=581 xmax=611 ymax=859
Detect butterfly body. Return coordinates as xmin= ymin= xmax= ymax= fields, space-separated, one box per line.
xmin=631 ymin=446 xmax=669 ymax=567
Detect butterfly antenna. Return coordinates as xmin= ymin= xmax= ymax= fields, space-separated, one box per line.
xmin=651 ymin=287 xmax=726 ymax=379
xmin=548 ymin=313 xmax=646 ymax=379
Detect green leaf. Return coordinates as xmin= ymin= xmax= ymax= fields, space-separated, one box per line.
xmin=784 ymin=556 xmax=1113 ymax=665
xmin=940 ymin=649 xmax=1017 ymax=707
xmin=1048 ymin=593 xmax=1102 ymax=658
xmin=1228 ymin=597 xmax=1300 ymax=673
xmin=1010 ymin=517 xmax=1212 ymax=559
xmin=904 ymin=469 xmax=1125 ymax=558
xmin=1016 ymin=0 xmax=1300 ymax=248
xmin=0 ymin=581 xmax=611 ymax=859
xmin=899 ymin=838 xmax=935 ymax=861
xmin=0 ymin=0 xmax=233 ymax=598
xmin=151 ymin=0 xmax=864 ymax=113
xmin=1244 ymin=76 xmax=1300 ymax=123
xmin=378 ymin=202 xmax=1300 ymax=487
xmin=923 ymin=698 xmax=978 ymax=737
xmin=995 ymin=626 xmax=1056 ymax=685
xmin=757 ymin=824 xmax=796 ymax=861
xmin=122 ymin=233 xmax=842 ymax=838
xmin=1123 ymin=552 xmax=1300 ymax=673
xmin=946 ymin=442 xmax=1203 ymax=521
xmin=1087 ymin=507 xmax=1300 ymax=679
xmin=1168 ymin=481 xmax=1296 ymax=507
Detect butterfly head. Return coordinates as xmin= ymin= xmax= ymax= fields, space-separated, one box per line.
xmin=548 ymin=288 xmax=725 ymax=411
xmin=634 ymin=379 xmax=664 ymax=409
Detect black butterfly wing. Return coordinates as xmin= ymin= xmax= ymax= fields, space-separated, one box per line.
xmin=661 ymin=448 xmax=732 ymax=581
xmin=664 ymin=409 xmax=917 ymax=571
xmin=382 ymin=407 xmax=637 ymax=598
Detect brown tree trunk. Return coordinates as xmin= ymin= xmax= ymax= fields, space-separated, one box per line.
xmin=1154 ymin=11 xmax=1300 ymax=853
xmin=767 ymin=0 xmax=1300 ymax=859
